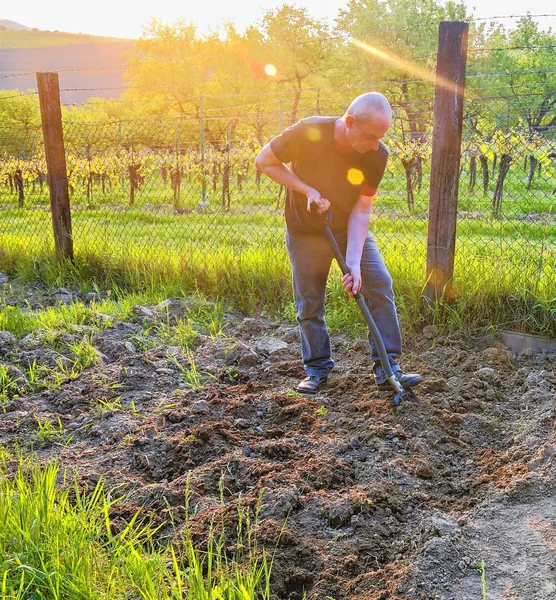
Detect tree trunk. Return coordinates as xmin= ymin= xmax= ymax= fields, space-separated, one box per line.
xmin=222 ymin=159 xmax=231 ymax=210
xmin=171 ymin=168 xmax=182 ymax=210
xmin=276 ymin=185 xmax=285 ymax=209
xmin=400 ymin=82 xmax=421 ymax=140
xmin=492 ymin=154 xmax=512 ymax=216
xmin=212 ymin=161 xmax=219 ymax=193
xmin=15 ymin=169 xmax=24 ymax=207
xmin=415 ymin=155 xmax=423 ymax=192
xmin=290 ymin=73 xmax=302 ymax=124
xmin=86 ymin=175 xmax=93 ymax=207
xmin=402 ymin=158 xmax=415 ymax=210
xmin=469 ymin=155 xmax=476 ymax=191
xmin=527 ymin=155 xmax=538 ymax=190
xmin=479 ymin=155 xmax=489 ymax=196
xmin=129 ymin=164 xmax=141 ymax=207
xmin=256 ymin=123 xmax=266 ymax=146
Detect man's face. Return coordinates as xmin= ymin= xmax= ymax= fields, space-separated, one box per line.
xmin=346 ymin=113 xmax=391 ymax=153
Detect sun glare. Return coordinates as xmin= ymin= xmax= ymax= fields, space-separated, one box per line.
xmin=352 ymin=39 xmax=454 ymax=91
xmin=264 ymin=64 xmax=277 ymax=77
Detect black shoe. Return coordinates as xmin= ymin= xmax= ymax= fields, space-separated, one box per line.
xmin=295 ymin=374 xmax=328 ymax=394
xmin=376 ymin=371 xmax=423 ymax=391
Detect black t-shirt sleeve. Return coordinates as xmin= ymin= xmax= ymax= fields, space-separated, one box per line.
xmin=363 ymin=145 xmax=389 ymax=194
xmin=269 ymin=120 xmax=305 ymax=164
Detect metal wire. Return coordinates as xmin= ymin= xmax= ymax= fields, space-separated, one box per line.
xmin=1 ymin=68 xmax=554 ymax=301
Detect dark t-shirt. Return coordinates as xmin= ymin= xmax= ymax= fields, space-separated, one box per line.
xmin=269 ymin=116 xmax=388 ymax=234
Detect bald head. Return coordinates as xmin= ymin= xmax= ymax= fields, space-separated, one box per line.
xmin=345 ymin=92 xmax=392 ymax=123
xmin=339 ymin=92 xmax=392 ymax=153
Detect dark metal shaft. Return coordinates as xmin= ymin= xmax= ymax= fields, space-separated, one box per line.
xmin=322 ymin=225 xmax=403 ymax=394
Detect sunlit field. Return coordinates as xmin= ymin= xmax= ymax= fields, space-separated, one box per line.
xmin=1 ymin=199 xmax=554 ymax=336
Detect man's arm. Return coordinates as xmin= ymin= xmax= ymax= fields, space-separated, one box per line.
xmin=342 ymin=192 xmax=376 ymax=297
xmin=255 ymin=143 xmax=330 ymax=214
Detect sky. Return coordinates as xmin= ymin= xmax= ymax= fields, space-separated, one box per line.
xmin=3 ymin=0 xmax=555 ymax=39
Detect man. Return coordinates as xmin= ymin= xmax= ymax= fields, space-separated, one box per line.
xmin=255 ymin=92 xmax=423 ymax=395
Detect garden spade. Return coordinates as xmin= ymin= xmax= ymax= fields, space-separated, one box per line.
xmin=312 ymin=206 xmax=419 ymax=406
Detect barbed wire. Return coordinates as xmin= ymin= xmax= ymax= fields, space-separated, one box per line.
xmin=0 ymin=91 xmax=38 ymax=102
xmin=1 ymin=40 xmax=551 ymax=83
xmin=57 ymin=83 xmax=431 ymax=101
xmin=2 ymin=71 xmax=554 ymax=126
xmin=0 ymin=126 xmax=42 ymax=132
xmin=57 ymin=83 xmax=553 ymax=106
xmin=0 ymin=44 xmax=534 ymax=84
xmin=467 ymin=68 xmax=556 ymax=77
xmin=0 ymin=65 xmax=128 ymax=80
xmin=4 ymin=80 xmax=554 ymax=111
xmin=471 ymin=44 xmax=556 ymax=53
xmin=2 ymin=37 xmax=553 ymax=88
xmin=469 ymin=14 xmax=556 ymax=21
xmin=54 ymin=96 xmax=556 ymax=125
xmin=42 ymin=97 xmax=556 ymax=120
xmin=60 ymin=87 xmax=128 ymax=93
xmin=0 ymin=71 xmax=37 ymax=81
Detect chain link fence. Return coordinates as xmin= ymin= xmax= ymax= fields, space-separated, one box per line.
xmin=0 ymin=122 xmax=54 ymax=262
xmin=62 ymin=116 xmax=285 ymax=272
xmin=460 ymin=71 xmax=555 ymax=297
xmin=0 ymin=76 xmax=554 ymax=307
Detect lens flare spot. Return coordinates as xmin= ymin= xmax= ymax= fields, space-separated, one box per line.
xmin=264 ymin=64 xmax=277 ymax=77
xmin=347 ymin=168 xmax=365 ymax=185
xmin=307 ymin=127 xmax=321 ymax=142
xmin=427 ymin=268 xmax=444 ymax=285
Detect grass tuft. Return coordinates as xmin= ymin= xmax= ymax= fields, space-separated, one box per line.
xmin=0 ymin=458 xmax=274 ymax=599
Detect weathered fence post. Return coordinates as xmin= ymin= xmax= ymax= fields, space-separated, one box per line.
xmin=425 ymin=22 xmax=468 ymax=304
xmin=36 ymin=72 xmax=74 ymax=262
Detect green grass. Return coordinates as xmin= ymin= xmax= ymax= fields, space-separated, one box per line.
xmin=0 ymin=455 xmax=274 ymax=599
xmin=0 ymin=302 xmax=110 ymax=338
xmin=0 ymin=195 xmax=554 ymax=336
xmin=0 ymin=291 xmax=231 ymax=395
xmin=0 ymin=364 xmax=24 ymax=404
xmin=30 ymin=415 xmax=73 ymax=447
xmin=476 ymin=560 xmax=488 ymax=600
xmin=0 ymin=291 xmax=226 ymax=342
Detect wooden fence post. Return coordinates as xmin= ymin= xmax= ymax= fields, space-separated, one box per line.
xmin=36 ymin=72 xmax=74 ymax=262
xmin=425 ymin=22 xmax=468 ymax=304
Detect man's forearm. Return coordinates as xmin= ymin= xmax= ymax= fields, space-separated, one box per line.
xmin=257 ymin=163 xmax=313 ymax=196
xmin=346 ymin=209 xmax=372 ymax=266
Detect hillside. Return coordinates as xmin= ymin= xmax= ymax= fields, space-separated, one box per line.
xmin=0 ymin=29 xmax=135 ymax=103
xmin=0 ymin=29 xmax=131 ymax=49
xmin=0 ymin=18 xmax=31 ymax=31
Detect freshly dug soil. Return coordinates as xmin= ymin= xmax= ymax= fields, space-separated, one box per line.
xmin=1 ymin=279 xmax=554 ymax=600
